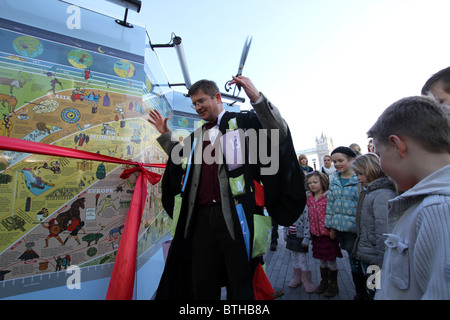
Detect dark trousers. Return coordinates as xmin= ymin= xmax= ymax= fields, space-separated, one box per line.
xmin=191 ymin=204 xmax=241 ymax=300
xmin=271 ymin=220 xmax=279 ymax=245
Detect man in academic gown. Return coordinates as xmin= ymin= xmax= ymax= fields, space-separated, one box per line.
xmin=148 ymin=76 xmax=305 ymax=299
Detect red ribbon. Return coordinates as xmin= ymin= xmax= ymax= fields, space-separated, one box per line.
xmin=0 ymin=136 xmax=166 ymax=300
xmin=105 ymin=171 xmax=148 ymax=300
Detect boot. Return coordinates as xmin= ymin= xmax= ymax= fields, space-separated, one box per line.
xmin=324 ymin=269 xmax=339 ymax=297
xmin=288 ymin=268 xmax=303 ymax=288
xmin=302 ymin=270 xmax=314 ymax=293
xmin=352 ymin=272 xmax=369 ymax=300
xmin=315 ymin=267 xmax=329 ymax=294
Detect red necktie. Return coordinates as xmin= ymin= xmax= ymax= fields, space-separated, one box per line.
xmin=198 ymin=118 xmax=220 ymax=205
xmin=204 ymin=118 xmax=217 ymax=130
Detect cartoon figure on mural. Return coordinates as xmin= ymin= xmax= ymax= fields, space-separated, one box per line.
xmin=84 ymin=68 xmax=91 ymax=80
xmin=48 ymin=77 xmax=63 ymax=95
xmin=64 ymin=219 xmax=86 ymax=245
xmin=0 ymin=94 xmax=18 ymax=113
xmin=41 ymin=218 xmax=65 ymax=247
xmin=97 ymin=195 xmax=118 ymax=215
xmin=38 ymin=161 xmax=61 ymax=174
xmin=103 ymin=92 xmax=110 ymax=107
xmin=74 ymin=132 xmax=90 ymax=146
xmin=41 ymin=198 xmax=86 ymax=247
xmin=54 ymin=255 xmax=71 ymax=271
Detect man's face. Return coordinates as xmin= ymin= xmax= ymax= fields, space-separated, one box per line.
xmin=190 ymin=89 xmax=223 ymax=122
xmin=429 ymin=81 xmax=450 ymax=106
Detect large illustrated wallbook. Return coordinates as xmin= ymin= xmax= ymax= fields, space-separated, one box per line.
xmin=0 ymin=17 xmax=171 ymax=292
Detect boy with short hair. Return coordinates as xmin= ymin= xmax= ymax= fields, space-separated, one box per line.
xmin=367 ymin=95 xmax=450 ymax=299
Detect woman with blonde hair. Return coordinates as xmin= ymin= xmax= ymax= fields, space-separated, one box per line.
xmin=298 ymin=154 xmax=313 ymax=175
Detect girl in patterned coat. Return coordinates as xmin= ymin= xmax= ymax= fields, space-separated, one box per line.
xmin=324 ymin=146 xmax=360 ymax=298
xmin=306 ymin=171 xmax=342 ymax=297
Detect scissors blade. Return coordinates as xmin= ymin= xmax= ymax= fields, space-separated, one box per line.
xmin=236 ymin=36 xmax=252 ymax=76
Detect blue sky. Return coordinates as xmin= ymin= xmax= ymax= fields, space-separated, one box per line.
xmin=72 ymin=0 xmax=450 ymax=152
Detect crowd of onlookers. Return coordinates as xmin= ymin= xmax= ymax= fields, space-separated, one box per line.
xmin=279 ymin=66 xmax=450 ymax=300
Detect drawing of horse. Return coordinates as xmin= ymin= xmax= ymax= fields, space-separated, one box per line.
xmin=55 ymin=197 xmax=85 ymax=231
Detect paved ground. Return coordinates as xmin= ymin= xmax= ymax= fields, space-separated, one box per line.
xmin=263 ymin=226 xmax=356 ymax=300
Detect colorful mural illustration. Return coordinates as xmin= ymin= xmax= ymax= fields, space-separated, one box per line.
xmin=0 ymin=16 xmax=171 ymax=290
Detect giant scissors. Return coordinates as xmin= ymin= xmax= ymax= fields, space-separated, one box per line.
xmin=225 ymin=36 xmax=253 ymax=96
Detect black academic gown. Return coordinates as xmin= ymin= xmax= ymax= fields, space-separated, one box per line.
xmin=155 ymin=111 xmax=305 ymax=300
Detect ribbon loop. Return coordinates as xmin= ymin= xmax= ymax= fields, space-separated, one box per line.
xmin=120 ymin=163 xmax=162 ymax=185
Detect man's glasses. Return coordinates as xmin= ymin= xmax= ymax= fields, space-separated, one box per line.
xmin=191 ymin=96 xmax=214 ymax=110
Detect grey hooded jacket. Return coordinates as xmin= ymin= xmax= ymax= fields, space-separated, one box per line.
xmin=376 ymin=164 xmax=450 ymax=300
xmin=352 ymin=177 xmax=397 ymax=266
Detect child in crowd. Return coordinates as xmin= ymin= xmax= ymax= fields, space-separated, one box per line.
xmin=324 ymin=146 xmax=362 ymax=299
xmin=298 ymin=154 xmax=314 ymax=175
xmin=284 ymin=207 xmax=314 ymax=293
xmin=421 ymin=65 xmax=450 ymax=106
xmin=368 ymin=95 xmax=450 ymax=299
xmin=349 ymin=143 xmax=362 ymax=156
xmin=367 ymin=139 xmax=374 ymax=153
xmin=306 ymin=171 xmax=342 ymax=297
xmin=351 ymin=153 xmax=397 ymax=299
xmin=321 ymin=155 xmax=336 ymax=179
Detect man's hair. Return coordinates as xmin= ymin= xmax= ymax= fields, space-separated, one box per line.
xmin=367 ymin=96 xmax=450 ymax=153
xmin=421 ymin=66 xmax=450 ymax=95
xmin=188 ymin=79 xmax=220 ymax=97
